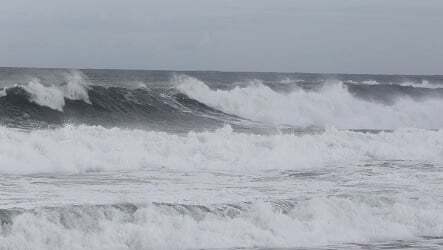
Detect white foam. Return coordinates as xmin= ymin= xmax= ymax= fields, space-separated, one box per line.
xmin=177 ymin=76 xmax=443 ymax=129
xmin=61 ymin=70 xmax=91 ymax=104
xmin=3 ymin=71 xmax=91 ymax=111
xmin=361 ymin=80 xmax=380 ymax=85
xmin=0 ymin=125 xmax=442 ymax=174
xmin=21 ymin=79 xmax=66 ymax=111
xmin=279 ymin=77 xmax=305 ymax=84
xmin=359 ymin=79 xmax=443 ymax=89
xmin=399 ymin=80 xmax=443 ymax=89
xmin=0 ymin=197 xmax=442 ymax=249
xmin=0 ymin=88 xmax=6 ymax=97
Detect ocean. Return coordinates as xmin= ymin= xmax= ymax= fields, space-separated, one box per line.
xmin=0 ymin=67 xmax=443 ymax=249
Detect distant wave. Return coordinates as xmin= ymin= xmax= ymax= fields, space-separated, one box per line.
xmin=355 ymin=79 xmax=443 ymax=89
xmin=0 ymin=125 xmax=442 ymax=174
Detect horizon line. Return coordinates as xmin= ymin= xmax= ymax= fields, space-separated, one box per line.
xmin=0 ymin=65 xmax=442 ymax=77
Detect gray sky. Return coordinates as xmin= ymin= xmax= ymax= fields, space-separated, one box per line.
xmin=1 ymin=0 xmax=442 ymax=74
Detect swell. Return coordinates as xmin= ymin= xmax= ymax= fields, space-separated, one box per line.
xmin=1 ymin=198 xmax=442 ymax=249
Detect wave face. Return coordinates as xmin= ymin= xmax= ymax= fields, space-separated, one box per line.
xmin=1 ymin=68 xmax=443 ymax=249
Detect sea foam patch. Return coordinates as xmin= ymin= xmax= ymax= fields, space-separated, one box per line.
xmin=0 ymin=125 xmax=442 ymax=174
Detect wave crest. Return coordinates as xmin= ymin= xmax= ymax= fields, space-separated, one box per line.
xmin=1 ymin=71 xmax=90 ymax=111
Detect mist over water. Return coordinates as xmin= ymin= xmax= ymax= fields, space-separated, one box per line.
xmin=1 ymin=68 xmax=443 ymax=249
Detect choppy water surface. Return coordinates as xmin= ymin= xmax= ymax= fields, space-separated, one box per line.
xmin=1 ymin=68 xmax=443 ymax=249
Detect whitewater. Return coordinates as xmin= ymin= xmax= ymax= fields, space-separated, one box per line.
xmin=1 ymin=68 xmax=443 ymax=249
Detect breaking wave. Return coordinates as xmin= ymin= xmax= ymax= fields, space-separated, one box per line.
xmin=1 ymin=69 xmax=443 ymax=250
xmin=0 ymin=74 xmax=246 ymax=131
xmin=177 ymin=76 xmax=443 ymax=129
xmin=1 ymin=198 xmax=442 ymax=249
xmin=1 ymin=71 xmax=443 ymax=130
xmin=0 ymin=71 xmax=90 ymax=111
xmin=0 ymin=125 xmax=442 ymax=174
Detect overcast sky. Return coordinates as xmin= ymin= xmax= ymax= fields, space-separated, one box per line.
xmin=1 ymin=0 xmax=442 ymax=74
